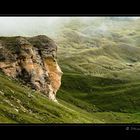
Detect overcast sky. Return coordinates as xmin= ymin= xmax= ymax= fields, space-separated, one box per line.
xmin=0 ymin=17 xmax=139 ymax=37
xmin=0 ymin=17 xmax=97 ymax=37
xmin=0 ymin=17 xmax=62 ymax=37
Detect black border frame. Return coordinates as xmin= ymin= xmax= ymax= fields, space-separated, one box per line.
xmin=0 ymin=14 xmax=140 ymax=133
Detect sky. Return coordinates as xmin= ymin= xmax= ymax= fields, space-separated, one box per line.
xmin=0 ymin=17 xmax=62 ymax=37
xmin=0 ymin=17 xmax=97 ymax=37
xmin=0 ymin=17 xmax=139 ymax=37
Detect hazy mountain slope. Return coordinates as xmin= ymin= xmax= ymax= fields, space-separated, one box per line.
xmin=56 ymin=18 xmax=140 ymax=80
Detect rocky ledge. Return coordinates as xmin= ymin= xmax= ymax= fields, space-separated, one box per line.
xmin=0 ymin=35 xmax=63 ymax=102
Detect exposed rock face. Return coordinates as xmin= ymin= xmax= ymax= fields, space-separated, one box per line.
xmin=0 ymin=35 xmax=63 ymax=101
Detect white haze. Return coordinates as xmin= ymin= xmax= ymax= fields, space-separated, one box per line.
xmin=0 ymin=17 xmax=139 ymax=38
xmin=0 ymin=17 xmax=97 ymax=37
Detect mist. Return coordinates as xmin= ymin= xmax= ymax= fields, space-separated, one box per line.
xmin=0 ymin=17 xmax=64 ymax=37
xmin=0 ymin=17 xmax=95 ymax=37
xmin=0 ymin=17 xmax=139 ymax=38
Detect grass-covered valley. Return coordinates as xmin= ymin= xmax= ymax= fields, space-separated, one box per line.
xmin=1 ymin=17 xmax=140 ymax=123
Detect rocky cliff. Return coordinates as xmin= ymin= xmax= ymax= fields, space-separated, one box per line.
xmin=0 ymin=35 xmax=63 ymax=102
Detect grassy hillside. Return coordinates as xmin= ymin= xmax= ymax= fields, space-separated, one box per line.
xmin=56 ymin=18 xmax=140 ymax=81
xmin=0 ymin=71 xmax=101 ymax=123
xmin=1 ymin=71 xmax=140 ymax=123
xmin=58 ymin=73 xmax=140 ymax=113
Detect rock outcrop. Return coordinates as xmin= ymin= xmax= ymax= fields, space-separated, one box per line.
xmin=0 ymin=35 xmax=63 ymax=101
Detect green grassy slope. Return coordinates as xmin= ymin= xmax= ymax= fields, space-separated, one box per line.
xmin=58 ymin=73 xmax=140 ymax=112
xmin=1 ymin=71 xmax=140 ymax=123
xmin=0 ymin=71 xmax=102 ymax=123
xmin=57 ymin=73 xmax=140 ymax=123
xmin=0 ymin=71 xmax=100 ymax=123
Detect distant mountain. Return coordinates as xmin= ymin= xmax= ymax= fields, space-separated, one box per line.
xmin=56 ymin=18 xmax=140 ymax=81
